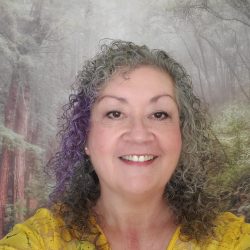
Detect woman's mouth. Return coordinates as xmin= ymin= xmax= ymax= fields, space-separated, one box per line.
xmin=119 ymin=154 xmax=158 ymax=166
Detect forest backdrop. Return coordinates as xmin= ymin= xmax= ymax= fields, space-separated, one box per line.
xmin=0 ymin=0 xmax=249 ymax=237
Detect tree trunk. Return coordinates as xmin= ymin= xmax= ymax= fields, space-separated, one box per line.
xmin=25 ymin=123 xmax=39 ymax=215
xmin=0 ymin=69 xmax=19 ymax=238
xmin=13 ymin=82 xmax=30 ymax=223
xmin=178 ymin=33 xmax=206 ymax=100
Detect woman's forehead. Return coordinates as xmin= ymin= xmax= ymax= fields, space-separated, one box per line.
xmin=91 ymin=66 xmax=177 ymax=109
xmin=99 ymin=66 xmax=174 ymax=92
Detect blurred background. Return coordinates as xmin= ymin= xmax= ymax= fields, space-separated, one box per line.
xmin=0 ymin=0 xmax=249 ymax=237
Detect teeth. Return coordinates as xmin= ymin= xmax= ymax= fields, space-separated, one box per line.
xmin=121 ymin=155 xmax=155 ymax=162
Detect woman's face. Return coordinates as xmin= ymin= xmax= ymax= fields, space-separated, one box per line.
xmin=86 ymin=66 xmax=182 ymax=197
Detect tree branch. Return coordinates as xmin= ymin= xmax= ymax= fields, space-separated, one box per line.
xmin=185 ymin=1 xmax=250 ymax=28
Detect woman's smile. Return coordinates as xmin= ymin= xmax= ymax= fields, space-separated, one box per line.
xmin=119 ymin=154 xmax=158 ymax=166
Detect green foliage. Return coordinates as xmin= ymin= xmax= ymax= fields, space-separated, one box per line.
xmin=213 ymin=102 xmax=250 ymax=220
xmin=213 ymin=102 xmax=250 ymax=185
xmin=0 ymin=124 xmax=44 ymax=154
xmin=25 ymin=156 xmax=53 ymax=208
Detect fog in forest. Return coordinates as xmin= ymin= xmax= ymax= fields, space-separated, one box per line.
xmin=0 ymin=0 xmax=249 ymax=237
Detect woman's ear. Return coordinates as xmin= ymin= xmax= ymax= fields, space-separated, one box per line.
xmin=84 ymin=146 xmax=90 ymax=155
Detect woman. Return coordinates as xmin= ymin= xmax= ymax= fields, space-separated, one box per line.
xmin=0 ymin=40 xmax=249 ymax=249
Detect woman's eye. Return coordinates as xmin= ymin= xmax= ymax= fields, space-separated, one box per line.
xmin=152 ymin=111 xmax=169 ymax=120
xmin=106 ymin=111 xmax=122 ymax=119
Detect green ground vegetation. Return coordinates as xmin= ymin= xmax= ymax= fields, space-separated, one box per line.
xmin=213 ymin=102 xmax=250 ymax=221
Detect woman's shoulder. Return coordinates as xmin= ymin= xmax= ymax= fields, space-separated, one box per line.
xmin=171 ymin=212 xmax=250 ymax=250
xmin=7 ymin=207 xmax=65 ymax=236
xmin=0 ymin=208 xmax=97 ymax=250
xmin=212 ymin=212 xmax=250 ymax=248
xmin=0 ymin=208 xmax=63 ymax=249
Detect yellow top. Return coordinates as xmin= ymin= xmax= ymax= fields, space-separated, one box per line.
xmin=0 ymin=208 xmax=250 ymax=249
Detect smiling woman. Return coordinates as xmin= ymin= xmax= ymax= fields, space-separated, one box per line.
xmin=0 ymin=40 xmax=250 ymax=249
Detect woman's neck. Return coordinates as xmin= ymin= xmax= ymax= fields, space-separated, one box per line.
xmin=94 ymin=190 xmax=177 ymax=249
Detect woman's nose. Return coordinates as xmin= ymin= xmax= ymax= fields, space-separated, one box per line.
xmin=122 ymin=117 xmax=155 ymax=143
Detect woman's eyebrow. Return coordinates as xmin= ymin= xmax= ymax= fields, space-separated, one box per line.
xmin=150 ymin=94 xmax=176 ymax=104
xmin=96 ymin=95 xmax=127 ymax=103
xmin=96 ymin=94 xmax=176 ymax=104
